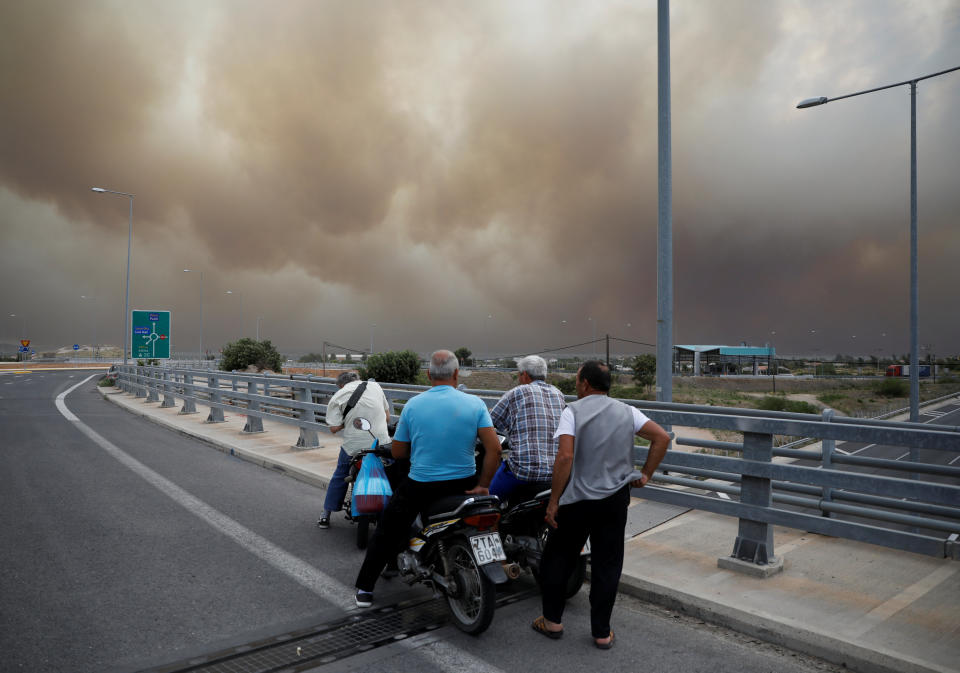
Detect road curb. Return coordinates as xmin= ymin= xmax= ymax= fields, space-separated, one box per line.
xmin=616 ymin=574 xmax=952 ymax=673
xmin=98 ymin=387 xmax=332 ymax=492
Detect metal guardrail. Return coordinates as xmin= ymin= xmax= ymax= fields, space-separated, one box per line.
xmin=112 ymin=365 xmax=960 ymax=561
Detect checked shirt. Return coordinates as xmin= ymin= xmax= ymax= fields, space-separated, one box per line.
xmin=490 ymin=380 xmax=566 ymax=482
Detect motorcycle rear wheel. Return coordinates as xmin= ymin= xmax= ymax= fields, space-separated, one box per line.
xmin=356 ymin=517 xmax=370 ymax=550
xmin=444 ymin=540 xmax=496 ymax=635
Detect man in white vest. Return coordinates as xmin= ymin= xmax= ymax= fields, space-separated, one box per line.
xmin=531 ymin=360 xmax=670 ymax=649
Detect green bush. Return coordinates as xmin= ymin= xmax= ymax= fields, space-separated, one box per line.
xmin=358 ymin=350 xmax=422 ymax=384
xmin=876 ymin=378 xmax=908 ymax=398
xmin=220 ymin=338 xmax=283 ymax=372
xmin=756 ymin=396 xmax=818 ymax=414
xmin=550 ymin=376 xmax=576 ymax=395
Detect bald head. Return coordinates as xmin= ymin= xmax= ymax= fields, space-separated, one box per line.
xmin=428 ymin=349 xmax=459 ymax=382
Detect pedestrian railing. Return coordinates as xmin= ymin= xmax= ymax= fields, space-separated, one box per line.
xmin=112 ymin=365 xmax=960 ymax=562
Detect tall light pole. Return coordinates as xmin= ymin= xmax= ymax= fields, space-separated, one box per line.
xmin=225 ymin=290 xmax=243 ymax=338
xmin=91 ymin=187 xmax=134 ymax=364
xmin=80 ymin=295 xmax=97 ymax=359
xmin=656 ymin=0 xmax=674 ymax=407
xmin=370 ymin=323 xmax=376 ymax=356
xmin=183 ymin=269 xmax=203 ymax=362
xmin=797 ymin=65 xmax=960 ymax=422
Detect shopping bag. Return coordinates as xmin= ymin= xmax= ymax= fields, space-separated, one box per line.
xmin=352 ymin=453 xmax=393 ymax=515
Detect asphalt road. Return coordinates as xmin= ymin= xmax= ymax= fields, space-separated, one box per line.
xmin=1 ymin=370 xmax=844 ymax=673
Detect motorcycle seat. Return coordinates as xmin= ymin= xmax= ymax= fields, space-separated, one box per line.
xmin=424 ymin=494 xmax=499 ymax=522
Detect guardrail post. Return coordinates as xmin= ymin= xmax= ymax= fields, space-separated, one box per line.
xmin=146 ymin=369 xmax=161 ymax=402
xmin=719 ymin=431 xmax=783 ymax=577
xmin=820 ymin=408 xmax=835 ymax=517
xmin=294 ymin=382 xmax=320 ymax=449
xmin=161 ymin=369 xmax=176 ymax=408
xmin=135 ymin=367 xmax=147 ymax=398
xmin=179 ymin=372 xmax=198 ymax=414
xmin=243 ymin=380 xmax=264 ymax=433
xmin=206 ymin=373 xmax=226 ymax=423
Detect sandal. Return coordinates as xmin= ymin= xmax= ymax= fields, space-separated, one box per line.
xmin=531 ymin=615 xmax=563 ymax=640
xmin=594 ymin=630 xmax=614 ymax=650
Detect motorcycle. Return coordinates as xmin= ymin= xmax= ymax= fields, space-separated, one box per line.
xmin=490 ymin=437 xmax=588 ymax=598
xmin=354 ymin=417 xmax=509 ymax=635
xmin=343 ymin=421 xmax=405 ymax=550
xmin=498 ymin=484 xmax=588 ymax=599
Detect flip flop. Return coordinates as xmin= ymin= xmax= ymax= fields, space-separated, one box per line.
xmin=531 ymin=615 xmax=563 ymax=640
xmin=594 ymin=630 xmax=615 ymax=650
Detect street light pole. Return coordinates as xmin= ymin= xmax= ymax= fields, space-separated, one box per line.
xmin=184 ymin=269 xmax=203 ymax=362
xmin=797 ymin=64 xmax=960 ymax=422
xmin=370 ymin=324 xmax=376 ymax=356
xmin=656 ymin=0 xmax=674 ymax=407
xmin=91 ymin=187 xmax=134 ymax=364
xmin=81 ymin=295 xmax=97 ymax=359
xmin=226 ymin=290 xmax=243 ymax=338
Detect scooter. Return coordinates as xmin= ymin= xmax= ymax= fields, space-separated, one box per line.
xmin=354 ymin=417 xmax=509 ymax=635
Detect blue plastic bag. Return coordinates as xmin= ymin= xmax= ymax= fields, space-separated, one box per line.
xmin=352 ymin=453 xmax=393 ymax=516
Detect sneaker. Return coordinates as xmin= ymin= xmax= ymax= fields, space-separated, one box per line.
xmin=316 ymin=515 xmax=330 ymax=529
xmin=355 ymin=590 xmax=374 ymax=608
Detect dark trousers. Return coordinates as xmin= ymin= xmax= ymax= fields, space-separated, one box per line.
xmin=540 ymin=484 xmax=630 ymax=638
xmin=355 ymin=474 xmax=477 ymax=592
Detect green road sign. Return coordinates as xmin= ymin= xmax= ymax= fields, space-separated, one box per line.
xmin=132 ymin=310 xmax=172 ymax=359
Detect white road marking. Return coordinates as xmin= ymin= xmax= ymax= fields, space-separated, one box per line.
xmin=56 ymin=376 xmax=354 ymax=611
xmin=401 ymin=636 xmax=509 ymax=673
xmin=949 ymin=454 xmax=960 ymax=466
xmin=894 ymin=452 xmax=910 ymax=461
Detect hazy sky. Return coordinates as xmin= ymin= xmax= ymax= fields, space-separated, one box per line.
xmin=1 ymin=0 xmax=958 ymax=359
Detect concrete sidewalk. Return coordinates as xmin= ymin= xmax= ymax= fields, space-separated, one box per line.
xmin=97 ymin=386 xmax=959 ymax=673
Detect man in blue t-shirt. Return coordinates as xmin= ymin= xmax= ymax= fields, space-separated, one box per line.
xmin=353 ymin=350 xmax=501 ymax=608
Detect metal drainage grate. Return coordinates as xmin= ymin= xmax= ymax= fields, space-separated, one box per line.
xmin=138 ymin=586 xmax=539 ymax=673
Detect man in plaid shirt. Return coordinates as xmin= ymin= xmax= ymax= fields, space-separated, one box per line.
xmin=489 ymin=355 xmax=567 ymax=501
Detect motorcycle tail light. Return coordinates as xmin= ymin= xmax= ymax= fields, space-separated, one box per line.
xmin=464 ymin=513 xmax=500 ymax=531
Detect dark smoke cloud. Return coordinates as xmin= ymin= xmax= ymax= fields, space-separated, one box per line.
xmin=1 ymin=0 xmax=958 ymax=357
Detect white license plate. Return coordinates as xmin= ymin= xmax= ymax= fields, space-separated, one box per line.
xmin=470 ymin=533 xmax=506 ymax=565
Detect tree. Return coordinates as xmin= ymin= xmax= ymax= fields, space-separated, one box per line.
xmin=359 ymin=350 xmax=422 ymax=384
xmin=454 ymin=347 xmax=473 ymax=367
xmin=220 ymin=338 xmax=283 ymax=372
xmin=632 ymin=354 xmax=656 ymax=389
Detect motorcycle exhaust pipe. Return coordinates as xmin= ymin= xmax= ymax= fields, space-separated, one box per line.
xmin=502 ymin=562 xmax=522 ymax=580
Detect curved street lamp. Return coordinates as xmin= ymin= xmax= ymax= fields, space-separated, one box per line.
xmin=91 ymin=187 xmax=134 ymax=364
xmin=797 ymin=65 xmax=960 ymax=422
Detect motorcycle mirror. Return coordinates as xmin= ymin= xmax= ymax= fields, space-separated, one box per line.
xmin=353 ymin=417 xmax=372 ymax=432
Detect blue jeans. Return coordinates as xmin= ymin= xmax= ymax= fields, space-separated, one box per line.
xmin=323 ymin=448 xmax=353 ymax=513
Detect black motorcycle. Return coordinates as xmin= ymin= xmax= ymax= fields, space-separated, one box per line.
xmin=498 ymin=484 xmax=588 ymax=599
xmin=353 ymin=417 xmax=508 ymax=634
xmin=396 ymin=492 xmax=508 ymax=634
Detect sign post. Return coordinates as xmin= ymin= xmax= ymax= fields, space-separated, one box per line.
xmin=131 ymin=310 xmax=172 ymax=360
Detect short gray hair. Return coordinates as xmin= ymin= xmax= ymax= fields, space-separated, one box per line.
xmin=336 ymin=371 xmax=360 ymax=388
xmin=429 ymin=350 xmax=459 ymax=380
xmin=517 ymin=355 xmax=547 ymax=380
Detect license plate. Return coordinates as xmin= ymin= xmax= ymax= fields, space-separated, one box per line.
xmin=470 ymin=533 xmax=506 ymax=565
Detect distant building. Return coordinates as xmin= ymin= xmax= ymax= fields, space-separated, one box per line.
xmin=675 ymin=345 xmax=776 ymax=376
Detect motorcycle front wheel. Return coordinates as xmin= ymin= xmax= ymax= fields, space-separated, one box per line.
xmin=444 ymin=540 xmax=496 ymax=635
